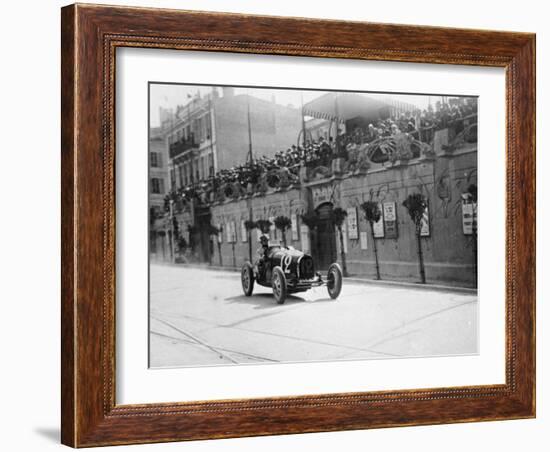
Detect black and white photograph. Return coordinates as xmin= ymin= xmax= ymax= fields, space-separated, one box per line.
xmin=148 ymin=84 xmax=479 ymax=368
xmin=0 ymin=0 xmax=543 ymax=448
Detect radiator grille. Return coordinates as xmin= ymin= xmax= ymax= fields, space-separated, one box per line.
xmin=299 ymin=256 xmax=315 ymax=279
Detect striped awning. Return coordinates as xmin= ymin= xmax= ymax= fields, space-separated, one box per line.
xmin=303 ymin=92 xmax=391 ymax=123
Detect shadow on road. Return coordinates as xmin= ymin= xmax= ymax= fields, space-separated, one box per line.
xmin=225 ymin=293 xmax=337 ymax=309
xmin=224 ymin=293 xmax=308 ymax=309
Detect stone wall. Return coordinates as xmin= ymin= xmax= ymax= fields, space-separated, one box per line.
xmin=339 ymin=149 xmax=477 ymax=286
xmin=205 ymin=147 xmax=477 ymax=287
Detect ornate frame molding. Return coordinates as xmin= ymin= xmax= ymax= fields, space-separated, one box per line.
xmin=61 ymin=4 xmax=535 ymax=447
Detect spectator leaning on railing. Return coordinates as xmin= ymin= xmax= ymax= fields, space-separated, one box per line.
xmin=163 ymin=97 xmax=476 ymax=211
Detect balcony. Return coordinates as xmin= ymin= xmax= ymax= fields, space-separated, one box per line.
xmin=169 ymin=137 xmax=199 ymax=159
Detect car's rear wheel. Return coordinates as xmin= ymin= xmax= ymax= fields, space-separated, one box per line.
xmin=241 ymin=262 xmax=254 ymax=296
xmin=327 ymin=263 xmax=343 ymax=299
xmin=271 ymin=266 xmax=287 ymax=304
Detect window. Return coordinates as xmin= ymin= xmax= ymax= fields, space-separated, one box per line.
xmin=197 ymin=117 xmax=203 ymax=142
xmin=151 ymin=178 xmax=165 ymax=194
xmin=150 ymin=152 xmax=161 ymax=168
xmin=178 ymin=165 xmax=185 ymax=188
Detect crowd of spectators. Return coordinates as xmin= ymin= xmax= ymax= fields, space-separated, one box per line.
xmin=163 ymin=97 xmax=477 ymax=212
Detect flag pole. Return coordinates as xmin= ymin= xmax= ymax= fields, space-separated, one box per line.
xmin=301 ymin=92 xmax=307 ymax=148
xmin=247 ymin=91 xmax=253 ymax=165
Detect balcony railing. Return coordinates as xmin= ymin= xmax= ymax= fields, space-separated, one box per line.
xmin=169 ymin=137 xmax=199 ymax=159
xmin=163 ymin=114 xmax=477 ymax=209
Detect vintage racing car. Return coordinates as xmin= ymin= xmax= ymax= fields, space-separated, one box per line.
xmin=240 ymin=242 xmax=343 ymax=304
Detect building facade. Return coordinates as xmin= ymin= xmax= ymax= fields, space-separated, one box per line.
xmin=208 ymin=134 xmax=477 ymax=287
xmin=153 ymin=88 xmax=304 ymax=263
xmin=148 ymin=126 xmax=171 ymax=261
xmin=163 ymin=87 xmax=303 ymax=192
xmin=154 ymin=91 xmax=478 ymax=287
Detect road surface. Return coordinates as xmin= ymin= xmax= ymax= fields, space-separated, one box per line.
xmin=149 ymin=264 xmax=478 ymax=368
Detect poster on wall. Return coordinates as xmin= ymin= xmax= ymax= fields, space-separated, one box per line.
xmin=341 ymin=222 xmax=348 ymax=253
xmin=225 ymin=222 xmax=232 ymax=243
xmin=346 ymin=207 xmax=358 ymax=239
xmin=300 ymin=225 xmax=310 ymax=253
xmin=462 ymin=201 xmax=477 ymax=235
xmin=383 ymin=202 xmax=398 ymax=239
xmin=420 ymin=205 xmax=430 ymax=237
xmin=227 ymin=221 xmax=237 ymax=243
xmin=291 ymin=213 xmax=298 ymax=240
xmin=373 ymin=203 xmax=385 ymax=238
xmin=269 ymin=216 xmax=277 ymax=241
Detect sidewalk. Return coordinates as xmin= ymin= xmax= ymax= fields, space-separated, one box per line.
xmin=152 ymin=261 xmax=477 ymax=295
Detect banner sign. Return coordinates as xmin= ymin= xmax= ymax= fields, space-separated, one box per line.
xmin=346 ymin=207 xmax=358 ymax=239
xmin=383 ymin=202 xmax=398 ymax=239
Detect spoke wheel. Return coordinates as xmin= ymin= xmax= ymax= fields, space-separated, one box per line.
xmin=271 ymin=266 xmax=287 ymax=304
xmin=327 ymin=263 xmax=343 ymax=299
xmin=241 ymin=262 xmax=254 ymax=296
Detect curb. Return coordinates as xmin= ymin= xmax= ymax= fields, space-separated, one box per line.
xmin=153 ymin=261 xmax=477 ymax=294
xmin=345 ymin=277 xmax=477 ymax=295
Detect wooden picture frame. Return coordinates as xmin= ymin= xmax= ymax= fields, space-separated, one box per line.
xmin=61 ymin=3 xmax=535 ymax=447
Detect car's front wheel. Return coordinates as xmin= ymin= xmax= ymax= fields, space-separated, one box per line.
xmin=241 ymin=262 xmax=254 ymax=296
xmin=327 ymin=263 xmax=343 ymax=299
xmin=271 ymin=266 xmax=287 ymax=304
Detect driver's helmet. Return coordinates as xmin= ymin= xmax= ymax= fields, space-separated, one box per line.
xmin=260 ymin=234 xmax=269 ymax=247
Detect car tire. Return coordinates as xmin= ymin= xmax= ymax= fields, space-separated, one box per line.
xmin=241 ymin=262 xmax=254 ymax=296
xmin=327 ymin=263 xmax=343 ymax=299
xmin=271 ymin=266 xmax=287 ymax=304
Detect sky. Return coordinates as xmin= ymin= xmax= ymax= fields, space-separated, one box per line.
xmin=149 ymin=84 xmax=448 ymax=127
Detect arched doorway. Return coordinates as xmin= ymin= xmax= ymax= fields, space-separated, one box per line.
xmin=314 ymin=203 xmax=337 ymax=270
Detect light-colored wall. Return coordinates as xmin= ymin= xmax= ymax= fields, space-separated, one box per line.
xmin=214 ymin=95 xmax=302 ymax=169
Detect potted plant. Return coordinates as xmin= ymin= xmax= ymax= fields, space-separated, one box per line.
xmin=360 ymin=201 xmax=382 ymax=280
xmin=402 ymin=193 xmax=428 ymax=283
xmin=274 ymin=216 xmax=292 ymax=247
